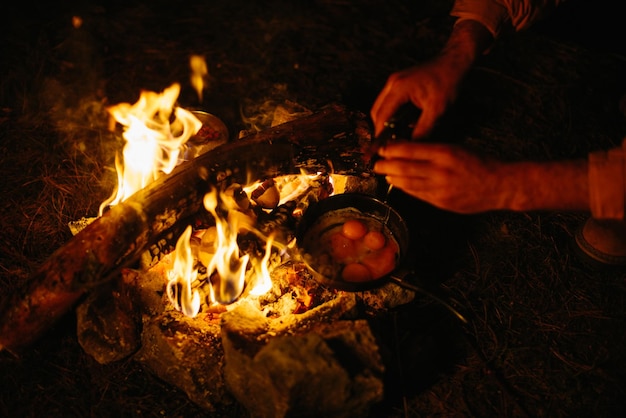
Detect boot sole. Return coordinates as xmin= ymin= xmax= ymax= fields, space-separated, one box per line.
xmin=573 ymin=224 xmax=626 ymax=270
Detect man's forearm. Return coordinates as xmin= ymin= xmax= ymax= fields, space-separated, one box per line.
xmin=498 ymin=159 xmax=590 ymax=212
xmin=438 ymin=19 xmax=494 ymax=78
xmin=499 ymin=141 xmax=626 ymax=219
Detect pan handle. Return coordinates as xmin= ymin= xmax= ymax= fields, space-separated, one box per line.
xmin=388 ymin=274 xmax=468 ymax=325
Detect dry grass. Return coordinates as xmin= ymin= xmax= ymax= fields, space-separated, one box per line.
xmin=1 ymin=0 xmax=626 ymax=417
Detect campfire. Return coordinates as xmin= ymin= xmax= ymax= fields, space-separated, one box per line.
xmin=0 ymin=84 xmax=416 ymax=417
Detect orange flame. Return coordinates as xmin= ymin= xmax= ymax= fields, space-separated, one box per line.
xmin=202 ymin=188 xmax=251 ymax=304
xmin=190 ymin=55 xmax=209 ymax=102
xmin=164 ymin=172 xmax=348 ymax=316
xmin=166 ymin=225 xmax=201 ymax=317
xmin=248 ymin=234 xmax=274 ymax=296
xmin=99 ymin=83 xmax=202 ymax=215
xmin=165 ymin=186 xmax=279 ymax=315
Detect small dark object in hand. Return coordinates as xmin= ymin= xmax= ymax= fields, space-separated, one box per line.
xmin=365 ymin=103 xmax=422 ymax=165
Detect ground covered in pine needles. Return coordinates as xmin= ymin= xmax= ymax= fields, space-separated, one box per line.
xmin=1 ymin=0 xmax=626 ymax=417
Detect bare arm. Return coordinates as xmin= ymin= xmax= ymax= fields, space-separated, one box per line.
xmin=499 ymin=159 xmax=589 ymax=212
xmin=373 ymin=142 xmax=590 ymax=214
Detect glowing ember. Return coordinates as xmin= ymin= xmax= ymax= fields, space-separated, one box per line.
xmin=99 ymin=83 xmax=202 ymax=215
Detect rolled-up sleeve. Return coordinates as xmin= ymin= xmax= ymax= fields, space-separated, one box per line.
xmin=451 ymin=0 xmax=565 ymax=38
xmin=588 ymin=138 xmax=626 ymax=220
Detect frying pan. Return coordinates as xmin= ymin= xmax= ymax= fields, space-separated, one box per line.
xmin=296 ymin=193 xmax=467 ymax=324
xmin=296 ymin=195 xmax=540 ymax=410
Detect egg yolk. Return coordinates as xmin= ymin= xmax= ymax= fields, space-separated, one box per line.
xmin=342 ymin=219 xmax=368 ymax=240
xmin=329 ymin=231 xmax=357 ymax=262
xmin=361 ymin=244 xmax=397 ymax=279
xmin=363 ymin=230 xmax=386 ymax=250
xmin=342 ymin=263 xmax=372 ymax=282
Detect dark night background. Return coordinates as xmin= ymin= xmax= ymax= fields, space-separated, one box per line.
xmin=1 ymin=0 xmax=626 ymax=417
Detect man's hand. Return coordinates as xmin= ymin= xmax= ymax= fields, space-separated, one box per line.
xmin=370 ymin=59 xmax=460 ymax=141
xmin=374 ymin=141 xmax=590 ymax=214
xmin=373 ymin=141 xmax=509 ymax=213
xmin=370 ymin=19 xmax=494 ymax=140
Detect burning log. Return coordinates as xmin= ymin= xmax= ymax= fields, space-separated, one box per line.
xmin=0 ymin=103 xmax=374 ymax=354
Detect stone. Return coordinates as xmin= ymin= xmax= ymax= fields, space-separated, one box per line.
xmin=221 ymin=298 xmax=385 ymax=418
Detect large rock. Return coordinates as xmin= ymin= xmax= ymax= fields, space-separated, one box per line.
xmin=221 ymin=298 xmax=385 ymax=418
xmin=135 ymin=309 xmax=233 ymax=413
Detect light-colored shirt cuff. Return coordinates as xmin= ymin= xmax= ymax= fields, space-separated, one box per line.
xmin=588 ymin=139 xmax=626 ymax=220
xmin=451 ymin=0 xmax=511 ymax=39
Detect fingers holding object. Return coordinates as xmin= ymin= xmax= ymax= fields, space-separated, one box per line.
xmin=376 ymin=141 xmax=456 ymax=163
xmin=373 ymin=158 xmax=429 ymax=178
xmin=371 ymin=94 xmax=406 ymax=138
xmin=382 ymin=175 xmax=432 ymax=195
